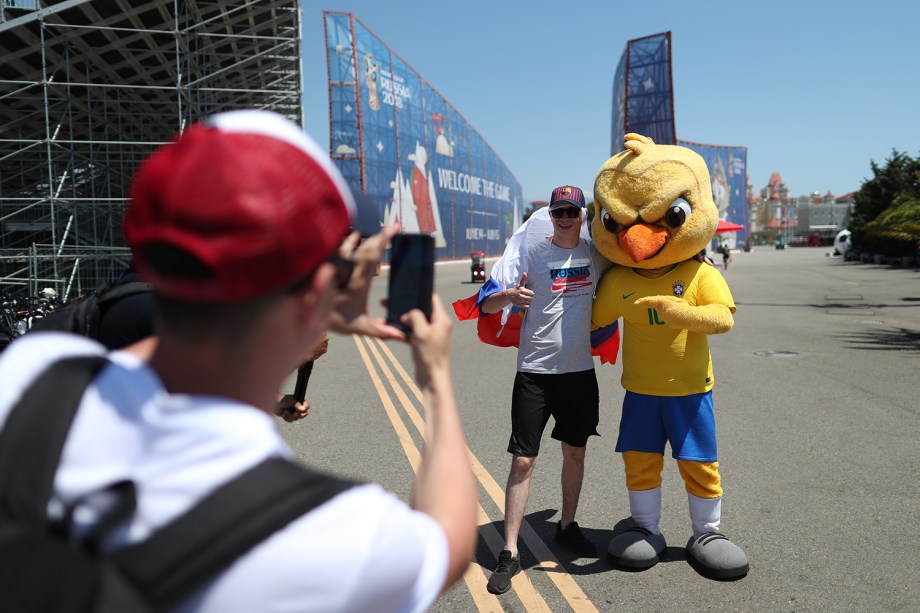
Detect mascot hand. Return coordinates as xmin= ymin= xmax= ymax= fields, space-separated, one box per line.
xmin=634 ymin=296 xmax=734 ymax=334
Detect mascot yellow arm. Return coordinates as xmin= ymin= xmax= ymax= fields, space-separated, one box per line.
xmin=634 ymin=296 xmax=734 ymax=335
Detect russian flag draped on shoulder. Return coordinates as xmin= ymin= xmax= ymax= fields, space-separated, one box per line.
xmin=451 ymin=208 xmax=619 ymax=364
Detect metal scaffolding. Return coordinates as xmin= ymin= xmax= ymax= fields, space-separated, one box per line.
xmin=0 ymin=0 xmax=303 ymax=300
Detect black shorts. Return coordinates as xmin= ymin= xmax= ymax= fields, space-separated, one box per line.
xmin=507 ymin=369 xmax=600 ymax=457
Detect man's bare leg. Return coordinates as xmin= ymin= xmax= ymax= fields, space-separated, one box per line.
xmin=560 ymin=442 xmax=586 ymax=528
xmin=503 ymin=454 xmax=537 ymax=555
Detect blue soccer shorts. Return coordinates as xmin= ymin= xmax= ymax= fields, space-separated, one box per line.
xmin=615 ymin=390 xmax=717 ymax=462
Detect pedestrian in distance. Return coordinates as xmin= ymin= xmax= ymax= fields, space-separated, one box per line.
xmin=480 ymin=185 xmax=612 ymax=595
xmin=721 ymin=245 xmax=732 ymax=271
xmin=0 ymin=110 xmax=477 ymax=613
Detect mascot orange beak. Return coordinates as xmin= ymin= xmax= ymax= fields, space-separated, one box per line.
xmin=618 ymin=224 xmax=669 ymax=262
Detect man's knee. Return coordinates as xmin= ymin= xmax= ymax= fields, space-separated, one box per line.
xmin=561 ymin=442 xmax=586 ymax=467
xmin=510 ymin=454 xmax=537 ymax=478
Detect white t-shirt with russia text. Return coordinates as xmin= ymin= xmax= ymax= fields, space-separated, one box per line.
xmin=517 ymin=237 xmax=610 ymax=374
xmin=0 ymin=332 xmax=448 ymax=613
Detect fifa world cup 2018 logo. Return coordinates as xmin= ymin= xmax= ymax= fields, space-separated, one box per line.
xmin=364 ymin=53 xmax=380 ymax=111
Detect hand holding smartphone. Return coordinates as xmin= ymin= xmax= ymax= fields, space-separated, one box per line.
xmin=386 ymin=233 xmax=435 ymax=334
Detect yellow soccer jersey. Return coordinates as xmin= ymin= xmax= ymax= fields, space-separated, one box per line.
xmin=592 ymin=260 xmax=735 ymax=396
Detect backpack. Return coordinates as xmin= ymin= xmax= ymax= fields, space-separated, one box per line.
xmin=0 ymin=356 xmax=355 ymax=612
xmin=28 ymin=281 xmax=152 ymax=339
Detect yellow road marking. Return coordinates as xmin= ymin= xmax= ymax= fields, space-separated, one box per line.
xmin=352 ymin=336 xmax=420 ymax=470
xmin=363 ymin=338 xmax=426 ymax=435
xmin=361 ymin=337 xmax=549 ymax=610
xmin=355 ymin=337 xmax=530 ymax=612
xmin=370 ymin=338 xmax=598 ymax=613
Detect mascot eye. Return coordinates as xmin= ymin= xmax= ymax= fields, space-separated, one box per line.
xmin=665 ymin=198 xmax=691 ymax=228
xmin=601 ymin=210 xmax=619 ymax=233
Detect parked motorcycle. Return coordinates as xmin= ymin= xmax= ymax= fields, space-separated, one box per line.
xmin=0 ymin=288 xmax=60 ymax=351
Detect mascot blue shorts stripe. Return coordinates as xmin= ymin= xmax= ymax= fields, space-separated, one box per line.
xmin=615 ymin=391 xmax=718 ymax=462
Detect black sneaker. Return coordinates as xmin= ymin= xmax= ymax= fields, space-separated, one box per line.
xmin=486 ymin=549 xmax=521 ymax=594
xmin=554 ymin=520 xmax=598 ymax=557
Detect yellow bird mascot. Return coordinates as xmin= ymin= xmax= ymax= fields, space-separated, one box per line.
xmin=591 ymin=134 xmax=748 ymax=579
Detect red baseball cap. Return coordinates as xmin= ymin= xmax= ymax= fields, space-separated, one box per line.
xmin=549 ymin=185 xmax=585 ymax=208
xmin=125 ymin=110 xmax=356 ymax=302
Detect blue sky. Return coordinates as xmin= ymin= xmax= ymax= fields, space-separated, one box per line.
xmin=301 ymin=0 xmax=920 ymax=205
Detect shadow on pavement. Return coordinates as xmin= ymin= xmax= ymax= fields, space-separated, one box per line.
xmin=834 ymin=327 xmax=920 ymax=356
xmin=475 ymin=511 xmax=749 ymax=581
xmin=476 ymin=509 xmax=616 ymax=575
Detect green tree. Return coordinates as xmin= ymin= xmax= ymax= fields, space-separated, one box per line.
xmin=851 ymin=150 xmax=920 ymax=256
xmin=866 ymin=193 xmax=920 ymax=242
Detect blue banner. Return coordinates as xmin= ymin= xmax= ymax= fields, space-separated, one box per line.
xmin=611 ymin=32 xmax=675 ymax=155
xmin=324 ymin=11 xmax=523 ymax=259
xmin=677 ymin=140 xmax=750 ymax=247
xmin=611 ymin=50 xmax=628 ymax=155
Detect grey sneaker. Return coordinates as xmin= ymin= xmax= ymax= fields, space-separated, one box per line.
xmin=686 ymin=532 xmax=749 ymax=579
xmin=607 ymin=526 xmax=667 ymax=570
xmin=554 ymin=520 xmax=598 ymax=557
xmin=486 ymin=549 xmax=521 ymax=594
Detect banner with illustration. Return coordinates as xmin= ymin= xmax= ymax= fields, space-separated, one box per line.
xmin=324 ymin=11 xmax=523 ymax=258
xmin=611 ymin=32 xmax=675 ymax=155
xmin=677 ymin=140 xmax=750 ymax=247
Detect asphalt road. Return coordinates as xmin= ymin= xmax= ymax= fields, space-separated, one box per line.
xmin=281 ymin=246 xmax=920 ymax=612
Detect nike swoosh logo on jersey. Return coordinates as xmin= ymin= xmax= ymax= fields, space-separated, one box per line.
xmin=622 ymin=291 xmax=637 ymax=300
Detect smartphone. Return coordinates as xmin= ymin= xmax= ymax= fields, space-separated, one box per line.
xmin=386 ymin=233 xmax=435 ymax=333
xmin=292 ymin=361 xmax=314 ymax=404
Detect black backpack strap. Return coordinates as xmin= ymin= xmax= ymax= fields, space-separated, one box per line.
xmin=0 ymin=356 xmax=109 ymax=529
xmin=111 ymin=457 xmax=355 ymax=611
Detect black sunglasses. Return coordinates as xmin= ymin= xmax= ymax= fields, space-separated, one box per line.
xmin=285 ymin=251 xmax=355 ymax=296
xmin=550 ymin=207 xmax=581 ymax=219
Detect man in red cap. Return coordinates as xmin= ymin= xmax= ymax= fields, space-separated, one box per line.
xmin=480 ymin=185 xmax=612 ymax=594
xmin=0 ymin=110 xmax=476 ymax=612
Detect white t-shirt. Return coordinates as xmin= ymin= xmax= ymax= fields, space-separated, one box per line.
xmin=517 ymin=237 xmax=610 ymax=374
xmin=0 ymin=332 xmax=448 ymax=613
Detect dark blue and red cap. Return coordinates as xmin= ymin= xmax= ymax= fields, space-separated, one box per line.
xmin=549 ymin=185 xmax=585 ymax=209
